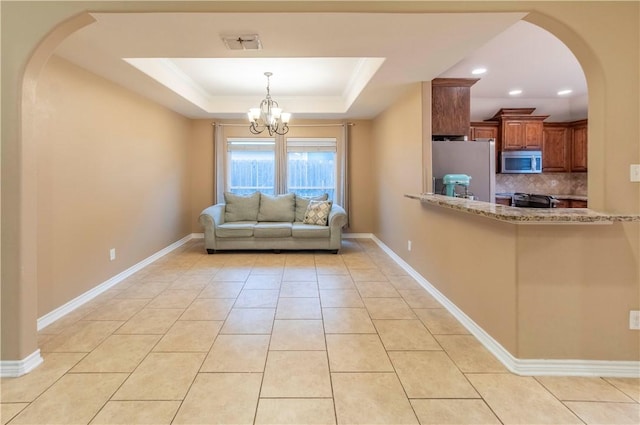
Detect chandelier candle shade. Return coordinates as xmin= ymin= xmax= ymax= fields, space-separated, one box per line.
xmin=248 ymin=72 xmax=291 ymax=136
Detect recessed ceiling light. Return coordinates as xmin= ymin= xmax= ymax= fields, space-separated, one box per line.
xmin=557 ymin=89 xmax=573 ymax=95
xmin=509 ymin=89 xmax=522 ymax=96
xmin=472 ymin=67 xmax=487 ymax=75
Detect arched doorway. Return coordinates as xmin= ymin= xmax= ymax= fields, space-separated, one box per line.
xmin=2 ymin=4 xmax=627 ymax=376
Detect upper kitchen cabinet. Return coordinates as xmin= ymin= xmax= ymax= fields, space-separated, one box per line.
xmin=470 ymin=121 xmax=499 ymax=140
xmin=491 ymin=108 xmax=549 ymax=150
xmin=432 ymin=78 xmax=479 ymax=138
xmin=542 ymin=123 xmax=569 ymax=172
xmin=541 ymin=120 xmax=588 ymax=173
xmin=570 ymin=119 xmax=588 ymax=171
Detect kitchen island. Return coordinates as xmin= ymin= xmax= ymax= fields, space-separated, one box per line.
xmin=405 ymin=193 xmax=640 ymax=224
xmin=401 ymin=192 xmax=639 ymax=375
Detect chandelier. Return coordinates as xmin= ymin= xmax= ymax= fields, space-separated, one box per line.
xmin=248 ymin=72 xmax=291 ymax=136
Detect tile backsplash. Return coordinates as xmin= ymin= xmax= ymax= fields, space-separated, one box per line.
xmin=496 ymin=172 xmax=587 ymax=196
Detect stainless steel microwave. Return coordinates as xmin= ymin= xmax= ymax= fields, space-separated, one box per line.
xmin=501 ymin=150 xmax=542 ymax=173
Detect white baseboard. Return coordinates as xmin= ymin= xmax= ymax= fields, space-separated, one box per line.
xmin=342 ymin=232 xmax=373 ymax=239
xmin=0 ymin=349 xmax=43 ymax=378
xmin=369 ymin=234 xmax=640 ymax=378
xmin=37 ymin=233 xmax=197 ymax=331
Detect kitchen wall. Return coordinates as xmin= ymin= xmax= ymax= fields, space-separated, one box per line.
xmin=496 ymin=172 xmax=587 ymax=196
xmin=372 ymin=82 xmax=521 ymax=355
xmin=369 ymin=3 xmax=639 ymax=362
xmin=371 ymin=79 xmax=639 ymax=361
xmin=35 ymin=56 xmax=192 ymax=316
xmin=371 ymin=84 xmax=425 ymax=249
xmin=471 ymin=96 xmax=588 ymax=123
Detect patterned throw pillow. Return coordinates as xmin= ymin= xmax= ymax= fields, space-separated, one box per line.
xmin=303 ymin=200 xmax=332 ymax=226
xmin=294 ymin=193 xmax=329 ymax=222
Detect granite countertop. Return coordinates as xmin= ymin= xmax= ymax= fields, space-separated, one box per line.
xmin=406 ymin=193 xmax=640 ymax=224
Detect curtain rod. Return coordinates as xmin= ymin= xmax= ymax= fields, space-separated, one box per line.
xmin=212 ymin=122 xmax=355 ymax=127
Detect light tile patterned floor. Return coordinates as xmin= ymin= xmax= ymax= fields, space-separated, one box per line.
xmin=1 ymin=239 xmax=639 ymax=424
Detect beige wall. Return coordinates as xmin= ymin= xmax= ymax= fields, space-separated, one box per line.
xmin=189 ymin=120 xmax=216 ymax=232
xmin=517 ymin=223 xmax=639 ymax=360
xmin=370 ymin=4 xmax=640 ymax=361
xmin=371 ymin=84 xmax=424 ymax=243
xmin=36 ymin=56 xmax=192 ymax=316
xmin=371 ymin=83 xmax=520 ymax=354
xmin=347 ymin=120 xmax=375 ymax=233
xmin=187 ymin=119 xmax=375 ymax=234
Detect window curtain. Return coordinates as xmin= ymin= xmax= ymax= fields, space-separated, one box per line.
xmin=214 ymin=123 xmax=225 ymax=204
xmin=275 ymin=133 xmax=287 ymax=194
xmin=213 ymin=122 xmax=351 ymax=227
xmin=340 ymin=122 xmax=350 ymax=228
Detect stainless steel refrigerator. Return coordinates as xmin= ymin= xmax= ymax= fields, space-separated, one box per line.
xmin=431 ymin=140 xmax=496 ymax=202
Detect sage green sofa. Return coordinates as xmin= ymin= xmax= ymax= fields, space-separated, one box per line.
xmin=199 ymin=192 xmax=347 ymax=254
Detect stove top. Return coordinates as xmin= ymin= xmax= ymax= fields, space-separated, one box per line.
xmin=512 ymin=193 xmax=558 ymax=208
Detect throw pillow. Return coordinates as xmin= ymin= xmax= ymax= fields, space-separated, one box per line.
xmin=258 ymin=193 xmax=295 ymax=222
xmin=303 ymin=200 xmax=332 ymax=226
xmin=224 ymin=192 xmax=261 ymax=222
xmin=295 ymin=193 xmax=329 ymax=222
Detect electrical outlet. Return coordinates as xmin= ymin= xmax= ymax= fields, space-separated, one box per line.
xmin=109 ymin=248 xmax=116 ymax=261
xmin=630 ymin=164 xmax=640 ymax=182
xmin=407 ymin=240 xmax=412 ymax=251
xmin=630 ymin=311 xmax=640 ymax=330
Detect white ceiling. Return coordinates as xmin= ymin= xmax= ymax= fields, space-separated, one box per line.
xmin=54 ymin=12 xmax=587 ymax=121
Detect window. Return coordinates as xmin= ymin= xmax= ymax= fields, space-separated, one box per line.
xmin=226 ymin=139 xmax=275 ymax=195
xmin=287 ymin=138 xmax=337 ymax=200
xmin=215 ymin=124 xmax=349 ymax=224
xmin=225 ymin=137 xmax=337 ymax=200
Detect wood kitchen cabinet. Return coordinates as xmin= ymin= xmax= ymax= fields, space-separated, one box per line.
xmin=494 ymin=196 xmax=511 ymax=206
xmin=501 ymin=118 xmax=546 ymax=150
xmin=432 ymin=78 xmax=479 ymax=137
xmin=555 ymin=198 xmax=588 ymax=208
xmin=540 ymin=119 xmax=587 ymax=173
xmin=489 ymin=108 xmax=548 ymax=151
xmin=542 ymin=124 xmax=569 ymax=172
xmin=570 ymin=119 xmax=588 ymax=171
xmin=470 ymin=122 xmax=499 ymax=140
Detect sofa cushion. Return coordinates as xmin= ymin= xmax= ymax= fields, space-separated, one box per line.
xmin=295 ymin=193 xmax=329 ymax=222
xmin=292 ymin=222 xmax=331 ymax=238
xmin=224 ymin=192 xmax=260 ymax=222
xmin=254 ymin=222 xmax=292 ymax=238
xmin=258 ymin=193 xmax=295 ymax=222
xmin=303 ymin=200 xmax=332 ymax=226
xmin=215 ymin=221 xmax=257 ymax=238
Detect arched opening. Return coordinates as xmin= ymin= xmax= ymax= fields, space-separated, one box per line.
xmin=4 ymin=4 xmax=630 ymax=377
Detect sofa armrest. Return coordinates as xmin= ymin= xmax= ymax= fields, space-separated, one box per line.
xmin=199 ymin=204 xmax=225 ymax=252
xmin=199 ymin=204 xmax=225 ymax=228
xmin=328 ymin=204 xmax=348 ymax=228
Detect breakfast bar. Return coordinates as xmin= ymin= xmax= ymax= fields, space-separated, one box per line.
xmin=405 ymin=193 xmax=640 ymax=224
xmin=401 ymin=192 xmax=639 ymax=374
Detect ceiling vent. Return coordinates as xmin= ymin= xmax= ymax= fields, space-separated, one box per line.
xmin=221 ymin=34 xmax=263 ymax=50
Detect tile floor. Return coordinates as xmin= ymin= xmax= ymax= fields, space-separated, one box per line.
xmin=1 ymin=238 xmax=639 ymax=424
